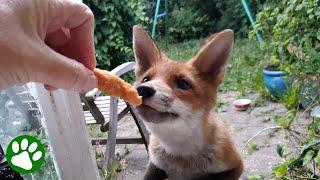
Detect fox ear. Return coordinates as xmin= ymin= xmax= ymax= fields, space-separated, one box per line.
xmin=133 ymin=25 xmax=161 ymax=76
xmin=190 ymin=29 xmax=233 ymax=83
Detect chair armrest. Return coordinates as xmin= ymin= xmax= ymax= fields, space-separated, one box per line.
xmin=85 ymin=88 xmax=100 ymax=101
xmin=85 ymin=62 xmax=136 ymax=101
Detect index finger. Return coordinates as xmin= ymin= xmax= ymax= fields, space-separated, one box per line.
xmin=47 ymin=0 xmax=96 ymax=70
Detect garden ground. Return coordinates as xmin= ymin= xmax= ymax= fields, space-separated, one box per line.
xmin=91 ymin=91 xmax=312 ymax=179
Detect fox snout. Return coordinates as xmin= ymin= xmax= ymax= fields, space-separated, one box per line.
xmin=136 ymin=83 xmax=172 ymax=109
xmin=136 ymin=85 xmax=156 ymax=98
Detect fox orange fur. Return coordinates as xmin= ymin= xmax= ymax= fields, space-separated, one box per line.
xmin=133 ymin=25 xmax=243 ymax=180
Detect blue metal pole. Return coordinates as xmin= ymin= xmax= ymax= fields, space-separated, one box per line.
xmin=165 ymin=0 xmax=168 ymax=48
xmin=152 ymin=0 xmax=161 ymax=38
xmin=241 ymin=0 xmax=263 ymax=44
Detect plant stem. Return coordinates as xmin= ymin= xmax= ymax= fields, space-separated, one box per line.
xmin=245 ymin=126 xmax=282 ymax=146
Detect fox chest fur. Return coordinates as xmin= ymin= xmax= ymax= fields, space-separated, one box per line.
xmin=146 ymin=114 xmax=238 ymax=180
xmin=132 ymin=25 xmax=243 ymax=180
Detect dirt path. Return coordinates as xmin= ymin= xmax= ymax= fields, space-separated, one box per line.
xmin=112 ymin=92 xmax=289 ymax=179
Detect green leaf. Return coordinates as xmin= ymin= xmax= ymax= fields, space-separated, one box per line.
xmin=301 ymin=140 xmax=320 ymax=156
xmin=302 ymin=150 xmax=314 ymax=166
xmin=316 ymin=150 xmax=320 ymax=168
xmin=248 ymin=174 xmax=264 ymax=180
xmin=315 ymin=7 xmax=320 ymax=16
xmin=272 ymin=162 xmax=288 ymax=178
xmin=277 ymin=117 xmax=292 ymax=128
xmin=277 ymin=144 xmax=284 ymax=158
xmin=247 ymin=143 xmax=259 ymax=153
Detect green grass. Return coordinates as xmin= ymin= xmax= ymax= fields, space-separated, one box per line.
xmin=88 ymin=124 xmax=106 ymax=138
xmin=156 ymin=38 xmax=203 ymax=61
xmin=222 ymin=39 xmax=266 ymax=96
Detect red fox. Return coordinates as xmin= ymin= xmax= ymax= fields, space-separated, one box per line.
xmin=133 ymin=25 xmax=243 ymax=180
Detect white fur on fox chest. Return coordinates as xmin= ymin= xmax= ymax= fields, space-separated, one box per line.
xmin=144 ymin=99 xmax=205 ymax=156
xmin=149 ymin=144 xmax=229 ymax=179
xmin=145 ymin=99 xmax=230 ymax=177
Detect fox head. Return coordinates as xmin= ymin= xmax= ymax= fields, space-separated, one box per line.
xmin=133 ymin=26 xmax=233 ymax=150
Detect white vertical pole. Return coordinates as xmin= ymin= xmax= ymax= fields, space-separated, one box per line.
xmin=33 ymin=1 xmax=100 ymax=179
xmin=35 ymin=84 xmax=100 ymax=180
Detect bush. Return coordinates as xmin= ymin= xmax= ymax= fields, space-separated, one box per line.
xmin=83 ymin=0 xmax=148 ymax=70
xmin=167 ymin=7 xmax=210 ymax=42
xmin=254 ymin=0 xmax=320 ymax=79
xmin=151 ymin=0 xmax=265 ymax=41
xmin=253 ymin=1 xmax=320 ymax=179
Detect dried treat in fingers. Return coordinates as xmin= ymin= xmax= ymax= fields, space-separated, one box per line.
xmin=94 ymin=68 xmax=142 ymax=106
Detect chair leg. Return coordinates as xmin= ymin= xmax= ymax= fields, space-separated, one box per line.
xmin=104 ymin=97 xmax=118 ymax=170
xmin=100 ymin=106 xmax=130 ymax=132
xmin=127 ymin=103 xmax=150 ymax=151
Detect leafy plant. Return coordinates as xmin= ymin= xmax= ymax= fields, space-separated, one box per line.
xmin=254 ymin=0 xmax=320 ymax=78
xmin=247 ymin=142 xmax=259 ymax=153
xmin=277 ymin=144 xmax=285 ymax=158
xmin=252 ymin=2 xmax=320 ymax=178
xmin=104 ymin=159 xmax=122 ymax=180
xmin=167 ymin=7 xmax=210 ymax=42
xmin=83 ymin=0 xmax=148 ymax=70
xmin=151 ymin=0 xmax=266 ymax=42
xmin=220 ymin=39 xmax=265 ymax=96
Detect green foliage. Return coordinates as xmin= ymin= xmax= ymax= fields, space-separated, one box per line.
xmin=156 ymin=38 xmax=202 ymax=61
xmin=254 ymin=2 xmax=320 ymax=178
xmin=212 ymin=0 xmax=264 ymax=37
xmin=151 ymin=0 xmax=265 ymax=41
xmin=253 ymin=0 xmax=320 ymax=110
xmin=247 ymin=174 xmax=265 ymax=180
xmin=107 ymin=159 xmax=121 ymax=179
xmin=83 ymin=0 xmax=148 ymax=70
xmin=168 ymin=7 xmax=210 ymax=42
xmin=317 ymin=150 xmax=320 ymax=168
xmin=158 ymin=38 xmax=266 ymax=97
xmin=276 ymin=111 xmax=295 ymax=128
xmin=280 ymin=82 xmax=300 ymax=110
xmin=307 ymin=118 xmax=320 ymax=141
xmin=247 ymin=142 xmax=259 ymax=153
xmin=220 ymin=39 xmax=265 ymax=96
xmin=215 ymin=100 xmax=226 ymax=113
xmin=88 ymin=124 xmax=105 ymax=138
xmin=277 ymin=144 xmax=285 ymax=158
xmin=272 ymin=161 xmax=288 ymax=178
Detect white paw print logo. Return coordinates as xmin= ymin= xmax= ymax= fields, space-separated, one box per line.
xmin=6 ymin=135 xmax=46 ymax=174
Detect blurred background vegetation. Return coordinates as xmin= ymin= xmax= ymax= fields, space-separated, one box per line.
xmin=83 ymin=0 xmax=266 ymax=70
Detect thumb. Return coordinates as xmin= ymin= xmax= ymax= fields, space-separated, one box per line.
xmin=34 ymin=44 xmax=98 ymax=92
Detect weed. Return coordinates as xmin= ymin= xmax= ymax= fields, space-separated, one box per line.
xmin=247 ymin=174 xmax=266 ymax=180
xmin=215 ymin=100 xmax=226 ymax=112
xmin=124 ymin=145 xmax=130 ymax=155
xmin=247 ymin=142 xmax=259 ymax=153
xmin=88 ymin=124 xmax=106 ymax=138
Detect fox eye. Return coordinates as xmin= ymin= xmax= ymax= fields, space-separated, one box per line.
xmin=176 ymin=79 xmax=192 ymax=90
xmin=142 ymin=77 xmax=150 ymax=83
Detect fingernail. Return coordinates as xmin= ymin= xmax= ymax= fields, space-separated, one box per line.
xmin=83 ymin=74 xmax=98 ymax=91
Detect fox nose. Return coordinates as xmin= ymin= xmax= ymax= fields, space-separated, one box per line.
xmin=137 ymin=85 xmax=156 ymax=98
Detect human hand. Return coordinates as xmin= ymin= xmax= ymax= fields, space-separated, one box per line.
xmin=0 ymin=0 xmax=97 ymax=92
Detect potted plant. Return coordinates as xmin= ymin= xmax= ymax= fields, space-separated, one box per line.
xmin=262 ymin=55 xmax=287 ymax=98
